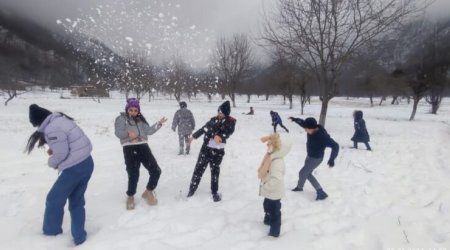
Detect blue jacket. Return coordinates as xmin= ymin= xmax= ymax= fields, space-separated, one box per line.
xmin=270 ymin=112 xmax=282 ymax=125
xmin=38 ymin=113 xmax=92 ymax=172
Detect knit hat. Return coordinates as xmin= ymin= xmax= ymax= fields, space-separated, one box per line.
xmin=218 ymin=101 xmax=231 ymax=116
xmin=179 ymin=101 xmax=187 ymax=108
xmin=125 ymin=98 xmax=140 ymax=113
xmin=303 ymin=117 xmax=318 ymax=129
xmin=29 ymin=104 xmax=52 ymax=127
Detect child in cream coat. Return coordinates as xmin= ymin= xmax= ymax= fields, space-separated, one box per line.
xmin=258 ymin=133 xmax=291 ymax=237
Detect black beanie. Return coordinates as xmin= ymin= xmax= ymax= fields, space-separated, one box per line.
xmin=302 ymin=117 xmax=318 ymax=129
xmin=218 ymin=101 xmax=231 ymax=116
xmin=179 ymin=101 xmax=187 ymax=108
xmin=29 ymin=104 xmax=52 ymax=127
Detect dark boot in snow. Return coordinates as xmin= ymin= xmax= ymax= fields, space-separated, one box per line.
xmin=212 ymin=193 xmax=222 ymax=202
xmin=316 ymin=189 xmax=328 ymax=201
xmin=291 ymin=186 xmax=303 ymax=192
xmin=178 ymin=148 xmax=184 ymax=155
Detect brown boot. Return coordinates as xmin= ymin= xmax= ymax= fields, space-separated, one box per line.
xmin=126 ymin=196 xmax=135 ymax=210
xmin=142 ymin=190 xmax=158 ymax=206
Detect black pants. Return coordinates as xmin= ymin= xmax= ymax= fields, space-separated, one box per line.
xmin=353 ymin=141 xmax=371 ymax=150
xmin=273 ymin=122 xmax=289 ymax=133
xmin=189 ymin=145 xmax=225 ymax=194
xmin=178 ymin=133 xmax=190 ymax=153
xmin=123 ymin=144 xmax=161 ymax=196
xmin=263 ymin=198 xmax=282 ymax=237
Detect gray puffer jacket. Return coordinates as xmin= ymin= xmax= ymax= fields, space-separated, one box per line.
xmin=38 ymin=113 xmax=92 ymax=172
xmin=114 ymin=112 xmax=162 ymax=146
xmin=171 ymin=108 xmax=195 ymax=136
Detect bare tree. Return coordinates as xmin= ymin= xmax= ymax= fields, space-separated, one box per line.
xmin=261 ymin=0 xmax=427 ymax=126
xmin=212 ymin=33 xmax=253 ymax=107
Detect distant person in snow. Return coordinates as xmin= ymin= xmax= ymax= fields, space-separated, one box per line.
xmin=258 ymin=133 xmax=291 ymax=237
xmin=351 ymin=110 xmax=372 ymax=151
xmin=171 ymin=101 xmax=195 ymax=155
xmin=288 ymin=117 xmax=339 ymax=201
xmin=25 ymin=104 xmax=94 ymax=246
xmin=114 ymin=98 xmax=167 ymax=210
xmin=270 ymin=110 xmax=289 ymax=133
xmin=244 ymin=106 xmax=254 ymax=115
xmin=186 ymin=101 xmax=236 ymax=202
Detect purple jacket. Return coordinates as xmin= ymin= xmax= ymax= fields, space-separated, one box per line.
xmin=38 ymin=113 xmax=92 ymax=172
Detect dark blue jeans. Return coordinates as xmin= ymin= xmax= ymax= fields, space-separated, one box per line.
xmin=43 ymin=155 xmax=94 ymax=245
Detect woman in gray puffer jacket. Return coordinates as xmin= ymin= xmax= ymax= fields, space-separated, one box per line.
xmin=25 ymin=104 xmax=93 ymax=246
xmin=171 ymin=101 xmax=195 ymax=155
xmin=114 ymin=98 xmax=167 ymax=210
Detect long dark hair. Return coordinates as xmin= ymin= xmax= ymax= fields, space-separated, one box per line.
xmin=25 ymin=131 xmax=46 ymax=154
xmin=127 ymin=112 xmax=149 ymax=125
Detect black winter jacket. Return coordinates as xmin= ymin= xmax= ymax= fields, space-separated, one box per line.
xmin=192 ymin=116 xmax=236 ymax=145
xmin=291 ymin=118 xmax=339 ymax=162
xmin=351 ymin=111 xmax=370 ymax=142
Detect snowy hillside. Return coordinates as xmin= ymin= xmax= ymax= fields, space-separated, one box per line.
xmin=0 ymin=91 xmax=449 ymax=250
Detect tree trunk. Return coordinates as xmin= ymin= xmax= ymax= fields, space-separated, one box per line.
xmin=288 ymin=94 xmax=293 ymax=109
xmin=231 ymin=93 xmax=236 ymax=107
xmin=319 ymin=96 xmax=329 ymax=127
xmin=409 ymin=97 xmax=420 ymax=121
xmin=247 ymin=94 xmax=250 ymax=103
xmin=369 ymin=96 xmax=373 ymax=107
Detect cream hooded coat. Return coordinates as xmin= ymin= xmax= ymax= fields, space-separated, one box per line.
xmin=259 ymin=135 xmax=292 ymax=200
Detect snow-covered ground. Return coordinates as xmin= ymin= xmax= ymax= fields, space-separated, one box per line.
xmin=0 ymin=91 xmax=449 ymax=250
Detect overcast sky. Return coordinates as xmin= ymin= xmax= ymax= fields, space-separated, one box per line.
xmin=1 ymin=0 xmax=449 ymax=66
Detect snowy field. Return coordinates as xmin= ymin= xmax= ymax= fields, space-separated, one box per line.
xmin=0 ymin=91 xmax=449 ymax=250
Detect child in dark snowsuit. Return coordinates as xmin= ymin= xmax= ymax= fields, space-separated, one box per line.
xmin=270 ymin=111 xmax=289 ymax=133
xmin=351 ymin=110 xmax=372 ymax=151
xmin=187 ymin=101 xmax=236 ymax=202
xmin=288 ymin=117 xmax=339 ymax=200
xmin=172 ymin=101 xmax=196 ymax=155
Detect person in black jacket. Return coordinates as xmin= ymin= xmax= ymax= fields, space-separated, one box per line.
xmin=187 ymin=101 xmax=236 ymax=202
xmin=351 ymin=110 xmax=371 ymax=151
xmin=288 ymin=117 xmax=339 ymax=200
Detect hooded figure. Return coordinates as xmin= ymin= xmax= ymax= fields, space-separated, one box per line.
xmin=270 ymin=110 xmax=289 ymax=133
xmin=186 ymin=100 xmax=236 ymax=202
xmin=25 ymin=104 xmax=94 ymax=246
xmin=351 ymin=110 xmax=371 ymax=150
xmin=258 ymin=133 xmax=292 ymax=237
xmin=172 ymin=101 xmax=196 ymax=155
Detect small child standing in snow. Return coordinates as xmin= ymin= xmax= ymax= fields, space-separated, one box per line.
xmin=351 ymin=110 xmax=372 ymax=151
xmin=258 ymin=133 xmax=291 ymax=237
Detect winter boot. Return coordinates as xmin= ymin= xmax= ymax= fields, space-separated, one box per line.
xmin=142 ymin=190 xmax=158 ymax=205
xmin=316 ymin=189 xmax=328 ymax=201
xmin=126 ymin=196 xmax=135 ymax=210
xmin=263 ymin=213 xmax=271 ymax=225
xmin=185 ymin=146 xmax=190 ymax=155
xmin=212 ymin=193 xmax=222 ymax=202
xmin=178 ymin=148 xmax=184 ymax=155
xmin=291 ymin=186 xmax=303 ymax=192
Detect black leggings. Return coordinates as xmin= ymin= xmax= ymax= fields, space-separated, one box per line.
xmin=123 ymin=144 xmax=161 ymax=196
xmin=189 ymin=145 xmax=225 ymax=194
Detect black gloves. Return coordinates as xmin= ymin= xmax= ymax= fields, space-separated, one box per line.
xmin=327 ymin=159 xmax=335 ymax=167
